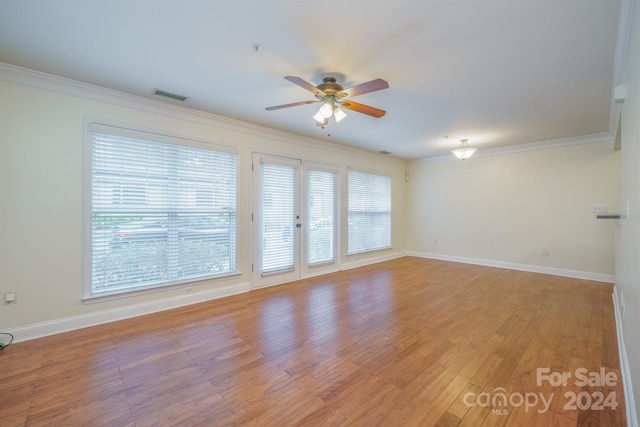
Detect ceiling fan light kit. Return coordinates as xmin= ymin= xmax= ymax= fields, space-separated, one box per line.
xmin=312 ymin=98 xmax=347 ymax=124
xmin=316 ymin=99 xmax=334 ymax=120
xmin=452 ymin=139 xmax=477 ymax=161
xmin=266 ymin=76 xmax=388 ymax=126
xmin=333 ymin=106 xmax=347 ymax=122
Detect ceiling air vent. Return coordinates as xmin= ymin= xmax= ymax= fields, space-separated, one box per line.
xmin=152 ymin=88 xmax=189 ymax=102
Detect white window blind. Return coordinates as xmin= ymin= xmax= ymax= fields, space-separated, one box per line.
xmin=260 ymin=162 xmax=296 ymax=274
xmin=348 ymin=170 xmax=391 ymax=254
xmin=307 ymin=169 xmax=336 ymax=265
xmin=88 ymin=126 xmax=237 ymax=296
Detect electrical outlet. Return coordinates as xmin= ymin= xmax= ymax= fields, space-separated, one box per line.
xmin=4 ymin=291 xmax=17 ymax=304
xmin=184 ymin=287 xmax=193 ymax=294
xmin=540 ymin=248 xmax=549 ymax=257
xmin=592 ymin=204 xmax=607 ymax=213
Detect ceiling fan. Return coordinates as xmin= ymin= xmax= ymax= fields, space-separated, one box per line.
xmin=265 ymin=76 xmax=389 ymax=126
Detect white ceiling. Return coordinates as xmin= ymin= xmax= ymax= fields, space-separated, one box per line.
xmin=0 ymin=0 xmax=624 ymax=159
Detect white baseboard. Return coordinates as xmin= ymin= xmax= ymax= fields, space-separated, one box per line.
xmin=613 ymin=288 xmax=638 ymax=427
xmin=407 ymin=251 xmax=615 ymax=283
xmin=7 ymin=282 xmax=251 ymax=343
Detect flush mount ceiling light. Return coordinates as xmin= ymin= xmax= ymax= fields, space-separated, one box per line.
xmin=266 ymin=76 xmax=389 ymax=126
xmin=452 ymin=138 xmax=477 ymax=160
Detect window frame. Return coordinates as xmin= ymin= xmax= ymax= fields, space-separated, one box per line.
xmin=83 ymin=120 xmax=239 ymax=300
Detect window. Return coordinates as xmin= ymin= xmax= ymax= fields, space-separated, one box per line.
xmin=307 ymin=168 xmax=336 ymax=265
xmin=86 ymin=124 xmax=237 ymax=297
xmin=348 ymin=170 xmax=391 ymax=254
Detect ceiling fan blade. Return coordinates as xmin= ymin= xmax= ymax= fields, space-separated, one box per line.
xmin=337 ymin=78 xmax=389 ymax=98
xmin=265 ymin=100 xmax=319 ymax=111
xmin=339 ymin=100 xmax=386 ymax=118
xmin=284 ymin=76 xmax=326 ymax=97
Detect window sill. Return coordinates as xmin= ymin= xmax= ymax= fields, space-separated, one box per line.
xmin=82 ymin=271 xmax=242 ymax=304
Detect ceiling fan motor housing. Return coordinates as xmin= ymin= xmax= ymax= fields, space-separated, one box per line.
xmin=316 ymin=77 xmax=345 ymax=99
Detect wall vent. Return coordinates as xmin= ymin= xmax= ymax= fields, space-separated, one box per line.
xmin=152 ymin=89 xmax=189 ymax=102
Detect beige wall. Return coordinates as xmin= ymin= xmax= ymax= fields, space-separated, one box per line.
xmin=0 ymin=73 xmax=406 ymax=336
xmin=407 ymin=142 xmax=620 ymax=278
xmin=615 ymin=0 xmax=640 ymax=421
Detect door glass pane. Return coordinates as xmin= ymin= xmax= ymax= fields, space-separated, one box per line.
xmin=261 ymin=163 xmax=295 ymax=274
xmin=308 ymin=170 xmax=335 ymax=265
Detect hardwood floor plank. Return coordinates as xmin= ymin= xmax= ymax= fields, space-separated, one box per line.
xmin=0 ymin=257 xmax=625 ymax=426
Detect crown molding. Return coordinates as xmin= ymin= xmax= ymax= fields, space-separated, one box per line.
xmin=409 ymin=132 xmax=615 ymax=165
xmin=0 ymin=62 xmax=404 ymax=165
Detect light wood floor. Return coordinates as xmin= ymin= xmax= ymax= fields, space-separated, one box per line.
xmin=0 ymin=257 xmax=625 ymax=426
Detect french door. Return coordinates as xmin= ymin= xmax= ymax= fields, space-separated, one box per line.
xmin=252 ymin=154 xmax=302 ymax=288
xmin=252 ymin=153 xmax=337 ymax=288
